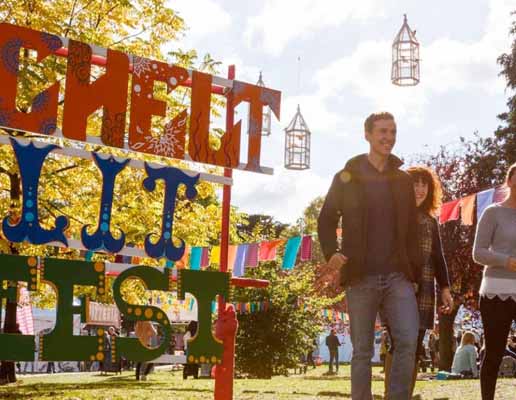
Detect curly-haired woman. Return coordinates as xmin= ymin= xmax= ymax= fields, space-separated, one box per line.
xmin=385 ymin=166 xmax=454 ymax=397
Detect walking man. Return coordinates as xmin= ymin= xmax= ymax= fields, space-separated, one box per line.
xmin=326 ymin=328 xmax=341 ymax=374
xmin=318 ymin=112 xmax=421 ymax=399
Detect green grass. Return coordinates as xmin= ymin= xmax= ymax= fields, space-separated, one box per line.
xmin=0 ymin=366 xmax=514 ymax=399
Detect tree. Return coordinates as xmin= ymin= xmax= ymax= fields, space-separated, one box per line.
xmin=234 ymin=261 xmax=340 ymax=378
xmin=0 ymin=0 xmax=248 ymax=383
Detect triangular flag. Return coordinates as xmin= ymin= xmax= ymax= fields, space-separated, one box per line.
xmin=460 ymin=194 xmax=476 ymax=226
xmin=282 ymin=236 xmax=302 ymax=270
xmin=476 ymin=188 xmax=495 ymax=221
xmin=439 ymin=200 xmax=460 ymax=224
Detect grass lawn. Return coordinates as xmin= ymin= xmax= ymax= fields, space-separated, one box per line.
xmin=0 ymin=365 xmax=514 ymax=399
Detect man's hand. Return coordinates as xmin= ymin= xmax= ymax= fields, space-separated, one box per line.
xmin=315 ymin=253 xmax=348 ymax=293
xmin=440 ymin=287 xmax=454 ymax=315
xmin=507 ymin=257 xmax=516 ymax=272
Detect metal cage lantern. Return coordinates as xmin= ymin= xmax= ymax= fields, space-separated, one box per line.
xmin=391 ymin=14 xmax=420 ymax=86
xmin=254 ymin=72 xmax=272 ymax=136
xmin=284 ymin=105 xmax=311 ymax=170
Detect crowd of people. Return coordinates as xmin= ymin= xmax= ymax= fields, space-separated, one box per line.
xmin=317 ymin=111 xmax=516 ymax=400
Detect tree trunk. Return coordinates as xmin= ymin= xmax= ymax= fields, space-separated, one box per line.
xmin=438 ymin=306 xmax=459 ymax=372
xmin=0 ymin=172 xmax=20 ymax=385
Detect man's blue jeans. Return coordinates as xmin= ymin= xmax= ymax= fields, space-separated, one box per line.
xmin=346 ymin=272 xmax=419 ymax=400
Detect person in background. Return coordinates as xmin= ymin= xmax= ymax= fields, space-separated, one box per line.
xmin=182 ymin=321 xmax=199 ymax=379
xmin=451 ymin=331 xmax=478 ymax=378
xmin=325 ymin=328 xmax=341 ymax=374
xmin=473 ymin=162 xmax=516 ymax=399
xmin=428 ymin=330 xmax=439 ymax=373
xmin=380 ymin=328 xmax=389 ymax=373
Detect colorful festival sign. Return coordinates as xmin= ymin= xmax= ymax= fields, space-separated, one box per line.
xmin=0 ymin=21 xmax=282 ymax=373
xmin=0 ymin=23 xmax=281 ymax=174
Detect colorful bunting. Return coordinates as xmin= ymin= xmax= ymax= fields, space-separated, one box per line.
xmin=476 ymin=188 xmax=495 ymax=221
xmin=300 ymin=236 xmax=313 ymax=261
xmin=233 ymin=245 xmax=248 ymax=277
xmin=189 ymin=247 xmax=202 ymax=270
xmin=460 ymin=194 xmax=476 ymax=226
xmin=439 ymin=200 xmax=460 ymax=224
xmin=282 ymin=236 xmax=302 ymax=270
xmin=245 ymin=243 xmax=259 ymax=267
xmin=259 ymin=240 xmax=284 ymax=261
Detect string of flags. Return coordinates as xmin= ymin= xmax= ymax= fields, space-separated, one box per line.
xmin=439 ymin=185 xmax=508 ymax=225
xmin=83 ymin=235 xmax=314 ymax=277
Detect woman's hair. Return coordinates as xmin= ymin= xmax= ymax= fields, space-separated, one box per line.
xmin=461 ymin=331 xmax=476 ymax=346
xmin=506 ymin=162 xmax=516 ymax=186
xmin=406 ymin=166 xmax=443 ymax=217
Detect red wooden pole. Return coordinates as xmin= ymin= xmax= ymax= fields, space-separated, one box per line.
xmin=214 ymin=65 xmax=236 ymax=400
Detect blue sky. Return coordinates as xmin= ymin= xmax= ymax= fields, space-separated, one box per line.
xmin=171 ymin=0 xmax=516 ymax=225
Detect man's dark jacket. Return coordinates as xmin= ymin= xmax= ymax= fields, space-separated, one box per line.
xmin=317 ymin=154 xmax=421 ymax=287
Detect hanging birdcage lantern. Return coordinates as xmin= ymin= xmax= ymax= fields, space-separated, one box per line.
xmin=253 ymin=72 xmax=272 ymax=136
xmin=284 ymin=105 xmax=310 ymax=170
xmin=391 ymin=14 xmax=420 ymax=86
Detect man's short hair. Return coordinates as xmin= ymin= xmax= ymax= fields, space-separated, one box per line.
xmin=364 ymin=112 xmax=395 ymax=133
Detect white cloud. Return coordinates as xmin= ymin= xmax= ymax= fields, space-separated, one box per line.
xmin=245 ymin=0 xmax=387 ymax=56
xmin=232 ymin=167 xmax=330 ymax=224
xmin=171 ymin=0 xmax=231 ymax=43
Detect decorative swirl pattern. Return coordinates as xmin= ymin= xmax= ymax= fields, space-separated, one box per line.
xmin=1 ymin=39 xmax=23 ymax=75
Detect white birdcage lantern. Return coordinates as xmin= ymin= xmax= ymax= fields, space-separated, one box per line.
xmin=392 ymin=14 xmax=420 ymax=86
xmin=284 ymin=105 xmax=310 ymax=170
xmin=254 ymin=72 xmax=272 ymax=136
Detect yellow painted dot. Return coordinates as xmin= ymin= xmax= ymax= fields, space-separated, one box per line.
xmin=97 ymin=328 xmax=104 ymax=336
xmin=127 ymin=308 xmax=133 ymax=314
xmin=28 ymin=257 xmax=37 ymax=267
xmin=134 ymin=308 xmax=142 ymax=316
xmin=31 ymin=277 xmax=36 ymax=282
xmin=211 ymin=356 xmax=217 ymax=363
xmin=98 ymin=338 xmax=103 ymax=344
xmin=188 ymin=355 xmax=194 ymax=363
xmin=99 ymin=280 xmax=104 ymax=287
xmin=30 ymin=284 xmax=36 ymax=290
xmin=217 ymin=360 xmax=222 ymax=364
xmin=98 ymin=345 xmax=103 ymax=351
xmin=94 ymin=262 xmax=104 ymax=272
xmin=144 ymin=308 xmax=153 ymax=319
xmin=200 ymin=356 xmax=206 ymax=363
xmin=157 ymin=312 xmax=163 ymax=320
xmin=98 ymin=288 xmax=105 ymax=294
xmin=30 ymin=268 xmax=37 ymax=275
xmin=163 ymin=320 xmax=168 ymax=325
xmin=194 ymin=358 xmax=199 ymax=363
xmin=90 ymin=355 xmax=95 ymax=361
xmin=96 ymin=352 xmax=104 ymax=361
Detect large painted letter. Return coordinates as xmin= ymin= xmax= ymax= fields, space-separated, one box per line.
xmin=2 ymin=139 xmax=68 ymax=245
xmin=142 ymin=164 xmax=199 ymax=261
xmin=0 ymin=254 xmax=39 ymax=360
xmin=62 ymin=39 xmax=129 ymax=147
xmin=188 ymin=71 xmax=241 ymax=168
xmin=128 ymin=57 xmax=188 ymax=158
xmin=111 ymin=266 xmax=172 ymax=362
xmin=232 ymin=81 xmax=281 ymax=172
xmin=81 ymin=153 xmax=129 ymax=253
xmin=39 ymin=257 xmax=105 ymax=361
xmin=178 ymin=269 xmax=230 ymax=364
xmin=0 ymin=23 xmax=61 ymax=135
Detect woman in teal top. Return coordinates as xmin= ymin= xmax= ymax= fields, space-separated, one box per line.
xmin=451 ymin=331 xmax=478 ymax=377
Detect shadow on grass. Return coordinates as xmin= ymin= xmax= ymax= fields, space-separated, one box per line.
xmin=0 ymin=379 xmax=214 ymax=399
xmin=316 ymin=392 xmax=384 ymax=399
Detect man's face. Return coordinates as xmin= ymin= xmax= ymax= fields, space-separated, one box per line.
xmin=365 ymin=118 xmax=396 ymax=157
